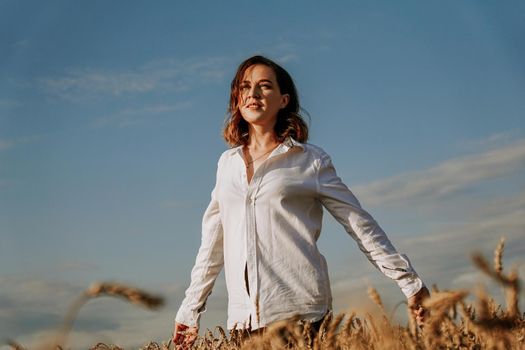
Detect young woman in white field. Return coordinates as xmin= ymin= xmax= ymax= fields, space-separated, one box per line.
xmin=172 ymin=55 xmax=430 ymax=349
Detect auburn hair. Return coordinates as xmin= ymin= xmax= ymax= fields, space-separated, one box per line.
xmin=223 ymin=55 xmax=309 ymax=146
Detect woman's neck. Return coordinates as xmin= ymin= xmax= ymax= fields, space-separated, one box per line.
xmin=247 ymin=125 xmax=279 ymax=151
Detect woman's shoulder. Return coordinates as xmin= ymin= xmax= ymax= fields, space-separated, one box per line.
xmin=298 ymin=141 xmax=332 ymax=161
xmin=216 ymin=145 xmax=242 ymax=165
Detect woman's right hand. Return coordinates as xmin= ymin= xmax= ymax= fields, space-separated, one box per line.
xmin=173 ymin=322 xmax=199 ymax=350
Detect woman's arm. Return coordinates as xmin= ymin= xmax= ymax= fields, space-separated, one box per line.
xmin=316 ymin=151 xmax=425 ymax=299
xmin=175 ymin=187 xmax=224 ymax=327
xmin=174 ymin=157 xmax=225 ymax=338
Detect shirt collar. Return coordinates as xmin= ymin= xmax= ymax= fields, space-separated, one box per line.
xmin=273 ymin=136 xmax=304 ymax=156
xmin=228 ymin=137 xmax=304 ymax=158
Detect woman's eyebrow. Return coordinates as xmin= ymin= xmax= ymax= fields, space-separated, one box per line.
xmin=241 ymin=79 xmax=274 ymax=84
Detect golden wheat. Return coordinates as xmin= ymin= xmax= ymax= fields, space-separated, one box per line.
xmin=5 ymin=237 xmax=524 ymax=349
xmin=494 ymin=236 xmax=505 ymax=274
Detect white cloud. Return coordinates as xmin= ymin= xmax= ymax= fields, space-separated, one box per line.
xmin=0 ymin=139 xmax=14 ymax=151
xmin=353 ymin=139 xmax=525 ymax=207
xmin=13 ymin=39 xmax=30 ymax=49
xmin=450 ymin=271 xmax=486 ymax=287
xmin=326 ymin=135 xmax=525 ymax=320
xmin=387 ymin=189 xmax=525 ymax=304
xmin=276 ymin=53 xmax=298 ymax=64
xmin=91 ymin=101 xmax=193 ymax=128
xmin=0 ymin=99 xmax=19 ymax=108
xmin=38 ymin=56 xmax=229 ymax=102
xmin=55 ymin=261 xmax=100 ymax=273
xmin=458 ymin=130 xmax=522 ymax=151
xmin=0 ymin=135 xmax=40 ymax=152
xmin=404 ymin=190 xmax=525 ymax=247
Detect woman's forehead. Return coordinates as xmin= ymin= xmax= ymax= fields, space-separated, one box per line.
xmin=242 ymin=64 xmax=277 ymax=82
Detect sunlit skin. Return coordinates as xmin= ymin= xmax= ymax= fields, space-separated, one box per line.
xmin=408 ymin=286 xmax=430 ymax=326
xmin=173 ymin=323 xmax=198 ymax=350
xmin=238 ymin=64 xmax=290 ymax=132
xmin=237 ymin=64 xmax=290 ymax=183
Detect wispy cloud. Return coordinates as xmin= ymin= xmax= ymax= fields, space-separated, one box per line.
xmin=38 ymin=56 xmax=229 ymax=102
xmin=0 ymin=98 xmax=19 ymax=108
xmin=353 ymin=138 xmax=525 ymax=207
xmin=0 ymin=135 xmax=41 ymax=152
xmin=13 ymin=39 xmax=31 ymax=49
xmin=91 ymin=101 xmax=193 ymax=128
xmin=55 ymin=261 xmax=100 ymax=273
xmin=328 ymin=134 xmax=525 ymax=312
xmin=276 ymin=53 xmax=298 ymax=64
xmin=458 ymin=130 xmax=522 ymax=151
xmin=328 ymin=188 xmax=525 ymax=318
xmin=405 ymin=190 xmax=525 ymax=248
xmin=0 ymin=139 xmax=14 ymax=151
xmin=384 ymin=187 xmax=525 ymax=300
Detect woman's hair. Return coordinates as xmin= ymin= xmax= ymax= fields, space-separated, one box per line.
xmin=223 ymin=55 xmax=309 ymax=146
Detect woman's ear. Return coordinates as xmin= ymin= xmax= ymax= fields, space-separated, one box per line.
xmin=280 ymin=94 xmax=290 ymax=109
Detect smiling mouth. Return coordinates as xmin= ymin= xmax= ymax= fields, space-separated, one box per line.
xmin=246 ymin=103 xmax=262 ymax=109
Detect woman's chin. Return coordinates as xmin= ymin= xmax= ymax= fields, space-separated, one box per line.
xmin=242 ymin=113 xmax=277 ymax=126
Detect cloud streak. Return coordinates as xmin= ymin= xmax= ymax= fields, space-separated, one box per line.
xmin=38 ymin=56 xmax=229 ymax=102
xmin=353 ymin=139 xmax=525 ymax=206
xmin=328 ymin=135 xmax=525 ymax=315
xmin=91 ymin=101 xmax=193 ymax=128
xmin=0 ymin=99 xmax=19 ymax=108
xmin=0 ymin=135 xmax=41 ymax=152
xmin=0 ymin=139 xmax=14 ymax=151
xmin=328 ymin=188 xmax=525 ymax=320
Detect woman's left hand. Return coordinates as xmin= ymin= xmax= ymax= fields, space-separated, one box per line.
xmin=407 ymin=286 xmax=430 ymax=326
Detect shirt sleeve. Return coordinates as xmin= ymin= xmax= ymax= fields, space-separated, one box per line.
xmin=175 ymin=160 xmax=225 ymax=328
xmin=316 ymin=152 xmax=424 ymax=298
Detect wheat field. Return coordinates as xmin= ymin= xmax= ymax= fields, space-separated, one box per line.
xmin=6 ymin=238 xmax=524 ymax=350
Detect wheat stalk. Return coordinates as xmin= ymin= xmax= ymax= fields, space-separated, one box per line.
xmin=494 ymin=237 xmax=505 ymax=274
xmin=4 ymin=339 xmax=25 ymax=350
xmin=472 ymin=249 xmax=521 ymax=319
xmin=85 ymin=282 xmax=164 ymax=309
xmin=52 ymin=281 xmax=164 ymax=349
xmin=368 ymin=286 xmax=385 ymax=313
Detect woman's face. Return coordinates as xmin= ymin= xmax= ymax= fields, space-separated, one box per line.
xmin=238 ymin=64 xmax=290 ymax=129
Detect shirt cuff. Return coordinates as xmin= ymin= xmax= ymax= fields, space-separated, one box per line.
xmin=175 ymin=303 xmax=207 ymax=328
xmin=376 ymin=253 xmax=425 ymax=299
xmin=397 ymin=274 xmax=425 ymax=299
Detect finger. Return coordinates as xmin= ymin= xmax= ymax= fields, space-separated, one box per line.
xmin=409 ymin=302 xmax=421 ymax=310
xmin=173 ymin=332 xmax=185 ymax=345
xmin=174 ymin=325 xmax=186 ymax=342
xmin=183 ymin=337 xmax=196 ymax=349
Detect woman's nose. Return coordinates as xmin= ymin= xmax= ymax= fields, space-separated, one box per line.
xmin=248 ymin=85 xmax=260 ymax=98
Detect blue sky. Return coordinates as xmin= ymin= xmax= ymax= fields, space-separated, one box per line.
xmin=1 ymin=0 xmax=524 ymax=348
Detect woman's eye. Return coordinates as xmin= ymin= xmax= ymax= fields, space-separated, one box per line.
xmin=260 ymin=84 xmax=272 ymax=89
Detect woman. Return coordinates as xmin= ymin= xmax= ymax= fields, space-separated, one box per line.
xmin=173 ymin=55 xmax=429 ymax=348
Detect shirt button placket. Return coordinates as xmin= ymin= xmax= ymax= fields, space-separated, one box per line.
xmin=245 ymin=174 xmax=263 ymax=329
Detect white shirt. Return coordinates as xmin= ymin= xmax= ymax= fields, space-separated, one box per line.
xmin=175 ymin=137 xmax=424 ymax=330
